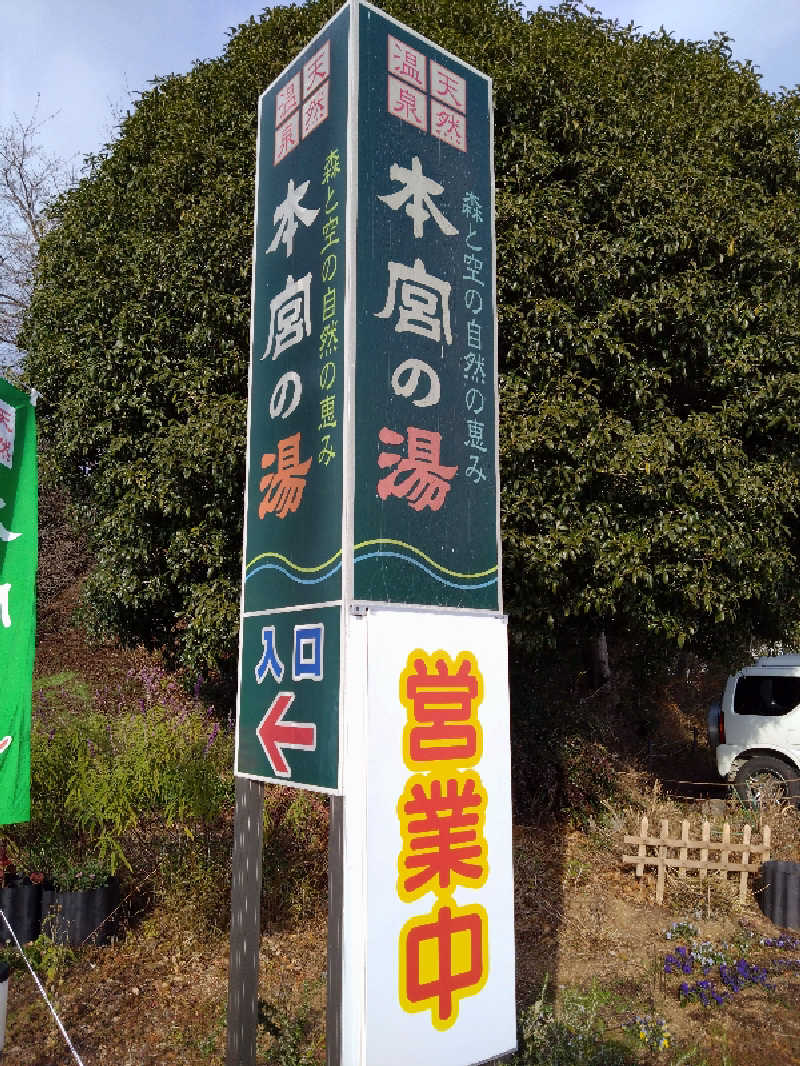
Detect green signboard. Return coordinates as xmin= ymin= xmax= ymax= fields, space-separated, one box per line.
xmin=236 ymin=6 xmax=350 ymax=791
xmin=353 ymin=4 xmax=500 ymax=610
xmin=236 ymin=0 xmax=501 ymax=790
xmin=243 ymin=7 xmax=349 ymax=615
xmin=0 ymin=378 xmax=37 ymax=825
xmin=237 ymin=606 xmax=340 ymax=790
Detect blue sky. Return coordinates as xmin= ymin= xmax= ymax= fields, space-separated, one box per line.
xmin=1 ymin=1 xmax=798 ymax=170
xmin=1 ymin=0 xmax=270 ymax=166
xmin=595 ymin=0 xmax=799 ymax=90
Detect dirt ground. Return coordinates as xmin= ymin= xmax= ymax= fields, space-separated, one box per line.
xmin=5 ymin=814 xmax=800 ymax=1065
xmin=3 ymin=579 xmax=800 ymax=1065
xmin=514 ymin=820 xmax=800 ymax=1066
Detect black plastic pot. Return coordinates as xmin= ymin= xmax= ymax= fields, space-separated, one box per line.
xmin=758 ymin=860 xmax=800 ymax=930
xmin=0 ymin=877 xmax=42 ymax=944
xmin=41 ymin=877 xmax=120 ymax=947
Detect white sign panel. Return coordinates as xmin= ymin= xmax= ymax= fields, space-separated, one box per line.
xmin=363 ymin=609 xmax=515 ymax=1065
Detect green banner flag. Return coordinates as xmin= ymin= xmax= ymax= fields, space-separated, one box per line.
xmin=0 ymin=377 xmax=37 ymax=825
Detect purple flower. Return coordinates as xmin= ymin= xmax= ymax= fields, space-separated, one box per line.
xmin=204 ymin=721 xmax=220 ymax=755
xmin=665 ymin=948 xmax=694 ymax=976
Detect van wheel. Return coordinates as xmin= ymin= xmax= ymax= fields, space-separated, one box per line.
xmin=734 ymin=756 xmax=800 ymax=809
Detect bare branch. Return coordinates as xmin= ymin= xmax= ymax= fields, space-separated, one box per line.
xmin=0 ymin=98 xmax=69 ymax=347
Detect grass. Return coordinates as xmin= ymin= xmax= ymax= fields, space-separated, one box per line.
xmin=504 ymin=981 xmax=645 ymax=1065
xmin=32 ymin=670 xmax=91 ymax=712
xmin=501 ymin=923 xmax=800 ymax=1066
xmin=258 ymin=985 xmax=322 ymax=1066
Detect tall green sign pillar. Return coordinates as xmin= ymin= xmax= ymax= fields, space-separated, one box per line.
xmin=235 ymin=0 xmax=499 ymax=793
xmin=232 ymin=4 xmax=511 ymax=1064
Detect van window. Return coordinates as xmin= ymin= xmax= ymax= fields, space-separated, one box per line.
xmin=734 ymin=675 xmax=800 ymax=716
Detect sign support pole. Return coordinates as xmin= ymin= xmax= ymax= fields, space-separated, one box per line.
xmin=327 ymin=794 xmax=344 ymax=1066
xmin=226 ymin=777 xmax=265 ymax=1066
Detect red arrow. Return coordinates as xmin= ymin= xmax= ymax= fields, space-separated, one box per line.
xmin=0 ymin=737 xmax=11 ymax=755
xmin=256 ymin=692 xmax=316 ymax=778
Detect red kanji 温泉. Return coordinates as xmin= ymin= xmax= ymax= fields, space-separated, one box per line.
xmin=387 ymin=78 xmax=427 ymax=132
xmin=274 ymin=114 xmax=299 ymax=165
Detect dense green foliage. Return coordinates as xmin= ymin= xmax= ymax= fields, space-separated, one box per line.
xmin=497 ymin=9 xmax=800 ymax=658
xmin=21 ymin=0 xmax=800 ymax=674
xmin=12 ymin=696 xmax=231 ymax=876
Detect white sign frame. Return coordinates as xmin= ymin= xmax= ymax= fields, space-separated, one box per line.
xmin=340 ymin=606 xmax=516 ymax=1065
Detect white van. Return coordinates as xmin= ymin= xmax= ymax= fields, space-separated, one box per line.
xmin=707 ymin=654 xmax=800 ymax=807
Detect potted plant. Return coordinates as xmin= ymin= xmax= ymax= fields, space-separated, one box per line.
xmin=0 ymin=843 xmax=42 ymax=946
xmin=40 ymin=852 xmax=119 ymax=947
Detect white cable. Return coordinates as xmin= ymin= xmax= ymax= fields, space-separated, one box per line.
xmin=0 ymin=906 xmax=86 ymax=1066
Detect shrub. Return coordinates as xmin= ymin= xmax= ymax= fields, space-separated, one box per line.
xmin=262 ymin=787 xmax=329 ymax=926
xmin=510 ymin=983 xmax=639 ymax=1065
xmin=11 ymin=701 xmax=233 ymax=875
xmin=24 ymin=0 xmax=800 ymax=678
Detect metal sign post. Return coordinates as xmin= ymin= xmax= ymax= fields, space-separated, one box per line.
xmin=230 ymin=4 xmax=515 ymax=1063
xmin=226 ymin=777 xmax=265 ymax=1066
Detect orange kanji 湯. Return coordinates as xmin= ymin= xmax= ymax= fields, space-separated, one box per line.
xmin=377 ymin=426 xmax=458 ymax=512
xmin=397 ymin=771 xmax=488 ymax=900
xmin=400 ymin=649 xmax=484 ymax=768
xmin=258 ymin=432 xmax=312 ymax=519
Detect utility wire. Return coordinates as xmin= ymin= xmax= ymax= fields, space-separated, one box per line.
xmin=0 ymin=906 xmax=86 ymax=1066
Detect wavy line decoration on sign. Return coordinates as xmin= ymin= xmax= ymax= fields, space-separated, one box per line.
xmin=354 ymin=539 xmax=497 ymax=592
xmin=245 ymin=540 xmax=498 ymax=592
xmin=246 ymin=548 xmax=343 ymax=586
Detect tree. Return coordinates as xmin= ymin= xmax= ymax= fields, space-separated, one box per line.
xmin=494 ymin=8 xmax=800 ymax=661
xmin=0 ymin=106 xmax=65 ymax=355
xmin=19 ymin=0 xmax=800 ymax=679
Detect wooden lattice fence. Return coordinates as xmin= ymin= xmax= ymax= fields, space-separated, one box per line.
xmin=622 ymin=816 xmax=771 ymax=904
